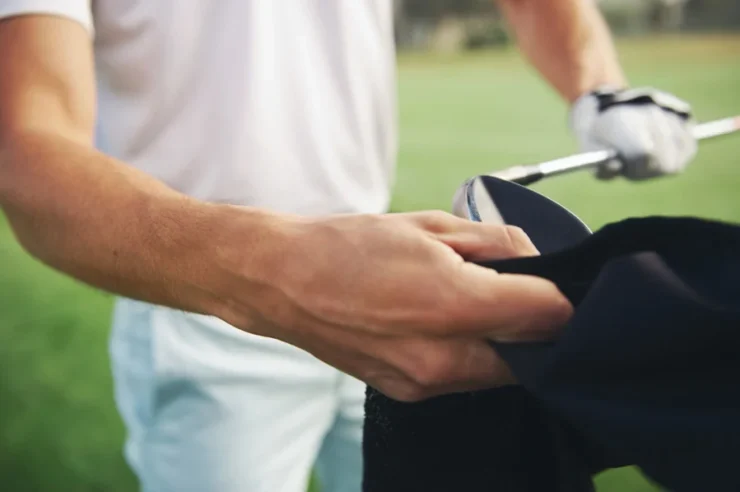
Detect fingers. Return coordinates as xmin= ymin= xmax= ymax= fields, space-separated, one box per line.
xmin=299 ymin=315 xmax=517 ymax=403
xmin=381 ymin=337 xmax=517 ymax=402
xmin=407 ymin=260 xmax=571 ymax=340
xmin=405 ymin=210 xmax=472 ymax=233
xmin=436 ymin=224 xmax=539 ymax=261
xmin=667 ymin=113 xmax=698 ymax=171
xmin=635 ymin=108 xmax=695 ymax=178
xmin=430 ymin=338 xmax=517 ymax=394
xmin=650 ymin=107 xmax=678 ymax=174
xmin=595 ymin=158 xmax=622 ymax=181
xmin=594 ymin=107 xmax=656 ymax=180
xmin=397 ymin=211 xmax=571 ymax=340
xmin=591 ymin=104 xmax=696 ymax=181
xmin=448 ymin=262 xmax=574 ymax=341
xmin=406 ymin=211 xmax=540 ymax=260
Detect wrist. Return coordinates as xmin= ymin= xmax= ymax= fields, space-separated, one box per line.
xmin=568 ymin=85 xmax=629 ymax=135
xmin=200 ymin=203 xmax=299 ymax=332
xmin=570 ymin=84 xmax=626 ymax=109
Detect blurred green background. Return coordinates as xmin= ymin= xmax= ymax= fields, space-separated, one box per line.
xmin=1 ymin=8 xmax=739 ymax=492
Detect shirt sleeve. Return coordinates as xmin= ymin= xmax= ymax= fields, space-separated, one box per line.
xmin=0 ymin=0 xmax=93 ymax=36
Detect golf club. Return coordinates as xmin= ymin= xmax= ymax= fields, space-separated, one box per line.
xmin=453 ymin=174 xmax=594 ymax=253
xmin=482 ymin=115 xmax=740 ymax=187
xmin=452 ymin=115 xmax=740 ymax=232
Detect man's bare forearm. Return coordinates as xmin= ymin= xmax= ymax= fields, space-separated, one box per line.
xmin=0 ymin=130 xmax=286 ymax=323
xmin=497 ymin=0 xmax=628 ymax=102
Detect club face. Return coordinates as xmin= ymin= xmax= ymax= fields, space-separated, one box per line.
xmin=452 ymin=177 xmax=506 ymax=224
xmin=452 ymin=175 xmax=592 ymax=254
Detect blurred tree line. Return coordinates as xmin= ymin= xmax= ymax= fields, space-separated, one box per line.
xmin=393 ymin=0 xmax=740 ymax=52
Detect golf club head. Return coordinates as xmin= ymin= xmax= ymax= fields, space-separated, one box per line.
xmin=452 ymin=175 xmax=592 ymax=254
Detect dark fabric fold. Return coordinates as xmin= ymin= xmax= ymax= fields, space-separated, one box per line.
xmin=363 ymin=217 xmax=740 ymax=492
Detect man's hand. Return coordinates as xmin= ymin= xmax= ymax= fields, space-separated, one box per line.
xmin=570 ymin=87 xmax=698 ymax=181
xmin=218 ymin=211 xmax=572 ymax=402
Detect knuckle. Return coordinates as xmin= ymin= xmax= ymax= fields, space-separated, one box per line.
xmin=503 ymin=225 xmax=532 ymax=254
xmin=408 ymin=351 xmax=452 ymax=389
xmin=391 ymin=383 xmax=430 ymax=403
xmin=429 ymin=210 xmax=452 ymax=220
xmin=361 ymin=212 xmax=388 ymax=229
xmin=379 ymin=342 xmax=448 ymax=401
xmin=504 ymin=225 xmax=526 ymax=242
xmin=416 ymin=210 xmax=456 ymax=230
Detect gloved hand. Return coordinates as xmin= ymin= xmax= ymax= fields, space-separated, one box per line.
xmin=570 ymin=86 xmax=697 ymax=181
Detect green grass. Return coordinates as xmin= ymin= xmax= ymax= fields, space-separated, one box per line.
xmin=1 ymin=34 xmax=739 ymax=492
xmin=394 ymin=34 xmax=740 ymax=228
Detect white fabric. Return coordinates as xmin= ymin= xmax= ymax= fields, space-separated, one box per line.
xmin=110 ymin=298 xmax=365 ymax=492
xmin=92 ymin=0 xmax=397 ymax=214
xmin=1 ymin=0 xmax=398 ymax=214
xmin=1 ymin=1 xmax=398 ymax=490
xmin=570 ymin=87 xmax=697 ymax=181
xmin=0 ymin=0 xmax=93 ymax=34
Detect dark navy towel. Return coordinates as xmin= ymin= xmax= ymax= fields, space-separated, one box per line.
xmin=363 ymin=216 xmax=740 ymax=492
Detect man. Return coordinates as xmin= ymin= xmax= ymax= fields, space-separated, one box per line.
xmin=0 ymin=1 xmax=695 ymax=491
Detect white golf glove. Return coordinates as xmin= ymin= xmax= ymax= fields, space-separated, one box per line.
xmin=570 ymin=86 xmax=697 ymax=181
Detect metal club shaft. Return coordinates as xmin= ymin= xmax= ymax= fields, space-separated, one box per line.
xmin=490 ymin=116 xmax=740 ymax=186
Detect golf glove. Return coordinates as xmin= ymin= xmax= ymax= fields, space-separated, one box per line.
xmin=570 ymin=86 xmax=697 ymax=181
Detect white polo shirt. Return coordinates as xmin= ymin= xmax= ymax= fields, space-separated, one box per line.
xmin=1 ymin=0 xmax=398 ymax=215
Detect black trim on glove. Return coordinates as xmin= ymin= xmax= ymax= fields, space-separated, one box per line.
xmin=592 ymin=87 xmax=692 ymax=121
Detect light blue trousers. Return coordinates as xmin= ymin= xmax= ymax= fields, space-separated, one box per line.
xmin=109 ymin=298 xmax=364 ymax=492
